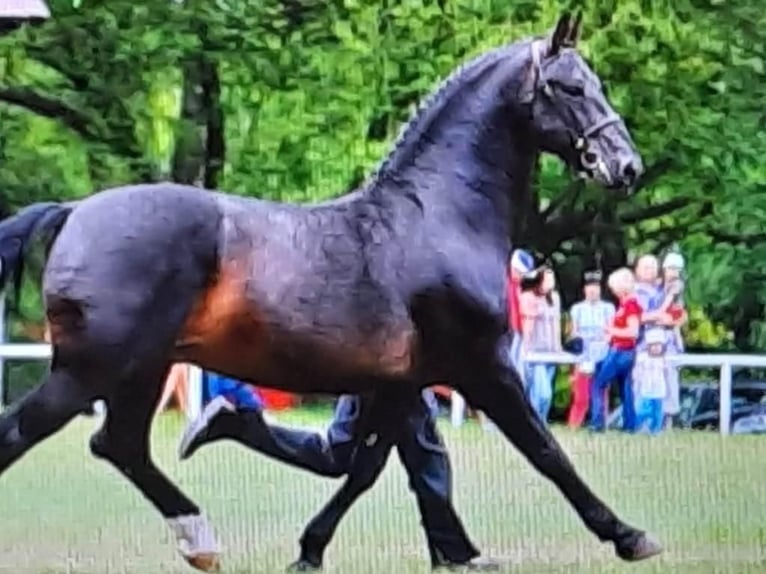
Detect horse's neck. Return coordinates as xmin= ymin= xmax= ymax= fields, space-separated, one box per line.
xmin=382 ymin=58 xmax=536 ymax=248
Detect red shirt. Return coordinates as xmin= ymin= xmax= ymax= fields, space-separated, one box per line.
xmin=610 ymin=296 xmax=642 ymax=350
xmin=507 ymin=274 xmax=522 ymax=333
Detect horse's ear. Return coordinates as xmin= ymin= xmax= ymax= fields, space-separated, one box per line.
xmin=549 ymin=12 xmax=572 ymax=55
xmin=568 ymin=11 xmax=583 ymax=46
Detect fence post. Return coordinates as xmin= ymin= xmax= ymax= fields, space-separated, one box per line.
xmin=719 ymin=362 xmax=732 ymax=436
xmin=186 ymin=364 xmax=203 ymax=421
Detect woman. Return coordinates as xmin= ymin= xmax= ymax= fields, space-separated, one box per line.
xmin=520 ymin=267 xmax=562 ymax=423
xmin=567 ymin=270 xmax=615 ymax=428
xmin=658 ymin=252 xmax=687 ymax=428
xmin=589 ymin=268 xmax=642 ymax=433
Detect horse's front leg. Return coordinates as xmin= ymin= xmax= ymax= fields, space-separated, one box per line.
xmin=456 ymin=336 xmax=662 ymax=563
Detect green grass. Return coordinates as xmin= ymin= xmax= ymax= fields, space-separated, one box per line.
xmin=0 ymin=408 xmax=765 ymax=573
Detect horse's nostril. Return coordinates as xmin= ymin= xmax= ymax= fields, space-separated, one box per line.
xmin=620 ymin=160 xmax=639 ymax=185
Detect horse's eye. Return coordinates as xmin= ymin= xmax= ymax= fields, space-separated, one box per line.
xmin=559 ymin=83 xmax=585 ymax=97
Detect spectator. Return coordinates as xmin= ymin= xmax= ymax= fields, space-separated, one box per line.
xmin=567 ymin=270 xmax=615 ymax=428
xmin=634 ymin=255 xmax=664 ymax=333
xmin=156 ymin=363 xmax=190 ymax=416
xmin=589 ymin=268 xmax=642 ymax=433
xmin=658 ymin=252 xmax=687 ymax=428
xmin=507 ymin=248 xmax=536 ymax=374
xmin=479 ymin=248 xmax=534 ymax=431
xmin=520 ymin=266 xmax=562 ymax=423
xmin=633 ymin=328 xmax=668 ymax=435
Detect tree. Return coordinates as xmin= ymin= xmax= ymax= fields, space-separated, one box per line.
xmin=0 ymin=0 xmax=763 ymax=354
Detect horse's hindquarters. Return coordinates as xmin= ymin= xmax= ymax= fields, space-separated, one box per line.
xmin=43 ymin=184 xmax=221 ymax=385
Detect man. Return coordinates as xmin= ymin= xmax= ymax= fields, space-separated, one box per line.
xmin=179 ymin=388 xmax=498 ymax=571
xmin=567 ymin=270 xmax=615 ymax=428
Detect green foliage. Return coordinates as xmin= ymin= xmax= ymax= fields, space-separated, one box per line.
xmin=0 ymin=0 xmax=764 ymax=374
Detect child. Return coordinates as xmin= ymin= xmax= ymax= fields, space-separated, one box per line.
xmin=589 ymin=268 xmax=642 ymax=433
xmin=633 ymin=328 xmax=668 ymax=435
xmin=659 ymin=252 xmax=686 ymax=351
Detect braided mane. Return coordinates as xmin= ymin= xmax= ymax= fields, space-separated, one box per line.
xmin=364 ymin=40 xmax=526 ymax=189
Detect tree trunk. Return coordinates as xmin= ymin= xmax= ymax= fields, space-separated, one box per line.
xmin=171 ymin=45 xmax=225 ymax=189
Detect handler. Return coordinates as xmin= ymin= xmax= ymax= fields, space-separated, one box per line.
xmin=179 ymin=387 xmax=498 ymax=571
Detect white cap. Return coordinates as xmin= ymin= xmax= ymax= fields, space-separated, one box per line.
xmin=510 ymin=249 xmax=535 ymax=274
xmin=644 ymin=328 xmax=666 ymax=346
xmin=662 ymin=252 xmax=685 ymax=270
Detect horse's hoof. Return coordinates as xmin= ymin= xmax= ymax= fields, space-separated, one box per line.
xmin=185 ymin=552 xmax=222 ymax=572
xmin=286 ymin=559 xmax=322 ymax=571
xmin=615 ymin=531 xmax=663 ymax=562
xmin=433 ymin=556 xmax=502 ymax=571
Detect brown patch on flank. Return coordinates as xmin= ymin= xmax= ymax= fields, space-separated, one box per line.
xmin=176 ymin=261 xmax=418 ymax=386
xmin=176 ymin=261 xmax=265 ymax=370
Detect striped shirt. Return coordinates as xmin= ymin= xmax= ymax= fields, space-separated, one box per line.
xmin=633 ymin=352 xmax=667 ymax=399
xmin=570 ymin=299 xmax=615 ymax=365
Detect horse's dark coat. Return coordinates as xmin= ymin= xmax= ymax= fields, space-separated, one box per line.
xmin=0 ymin=15 xmax=660 ymax=571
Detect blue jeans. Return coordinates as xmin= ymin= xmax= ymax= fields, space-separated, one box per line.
xmin=589 ymin=348 xmax=636 ymax=432
xmin=637 ymin=398 xmax=664 ymax=434
xmin=525 ymin=363 xmax=556 ymax=422
xmin=203 ymin=371 xmax=262 ymax=410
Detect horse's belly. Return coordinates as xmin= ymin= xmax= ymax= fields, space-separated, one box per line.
xmin=175 ymin=263 xmax=418 ymax=391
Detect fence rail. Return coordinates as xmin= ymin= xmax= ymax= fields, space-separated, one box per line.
xmin=1 ymin=341 xmax=765 ymax=436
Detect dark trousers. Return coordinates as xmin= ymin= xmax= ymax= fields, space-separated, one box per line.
xmin=211 ymin=389 xmax=478 ymax=564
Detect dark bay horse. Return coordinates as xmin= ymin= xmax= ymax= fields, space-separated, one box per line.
xmin=0 ymin=13 xmax=660 ymax=572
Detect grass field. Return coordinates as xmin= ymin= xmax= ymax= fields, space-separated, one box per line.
xmin=0 ymin=407 xmax=765 ymax=574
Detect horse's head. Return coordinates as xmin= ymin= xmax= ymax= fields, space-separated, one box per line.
xmin=519 ymin=12 xmax=642 ymax=190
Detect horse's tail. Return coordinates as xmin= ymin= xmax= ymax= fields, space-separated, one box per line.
xmin=0 ymin=202 xmax=75 ymax=307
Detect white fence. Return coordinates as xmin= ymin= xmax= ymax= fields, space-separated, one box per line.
xmin=1 ymin=332 xmax=766 ymax=436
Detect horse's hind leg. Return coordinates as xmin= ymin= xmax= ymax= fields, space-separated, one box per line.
xmin=0 ymin=363 xmax=90 ymax=473
xmin=456 ymin=335 xmax=662 ymax=563
xmin=90 ymin=361 xmax=220 ymax=572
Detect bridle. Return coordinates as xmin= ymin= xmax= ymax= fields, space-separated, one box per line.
xmin=522 ymin=39 xmax=621 ymax=174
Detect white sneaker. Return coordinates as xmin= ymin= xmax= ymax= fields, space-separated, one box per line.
xmin=178 ymin=396 xmax=236 ymax=460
